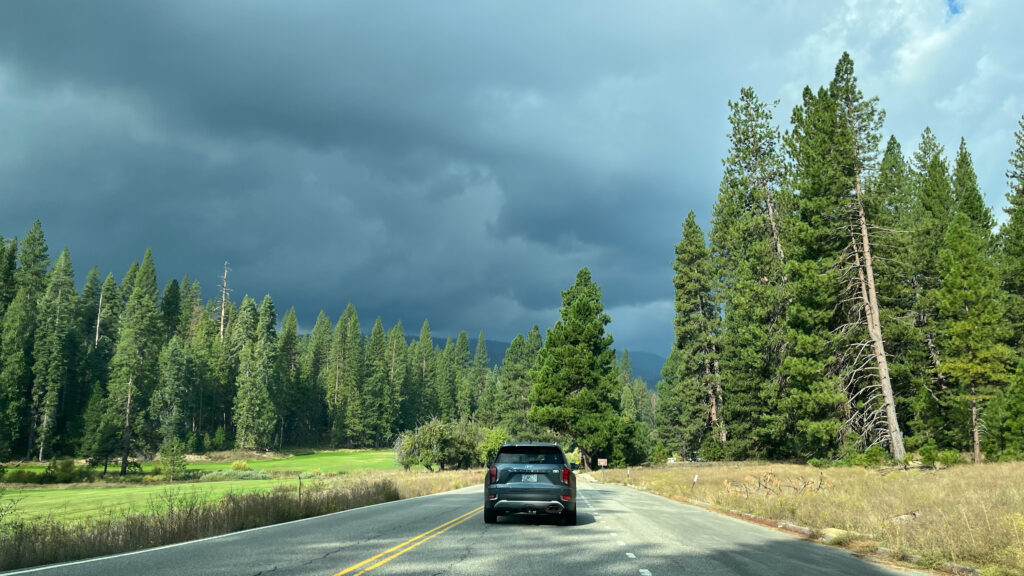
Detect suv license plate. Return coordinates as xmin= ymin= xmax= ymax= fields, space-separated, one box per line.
xmin=522 ymin=474 xmax=537 ymax=482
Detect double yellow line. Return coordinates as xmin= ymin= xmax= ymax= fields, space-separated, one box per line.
xmin=332 ymin=506 xmax=483 ymax=576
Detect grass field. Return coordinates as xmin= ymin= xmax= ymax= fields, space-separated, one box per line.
xmin=1 ymin=449 xmax=404 ymax=522
xmin=602 ymin=462 xmax=1024 ymax=576
xmin=4 ymin=448 xmax=399 ymax=475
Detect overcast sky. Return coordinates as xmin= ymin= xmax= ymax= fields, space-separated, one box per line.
xmin=1 ymin=1 xmax=1021 ymax=355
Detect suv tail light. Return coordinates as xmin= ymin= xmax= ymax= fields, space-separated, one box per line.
xmin=489 ymin=466 xmax=497 ymax=483
xmin=561 ymin=467 xmax=571 ymax=485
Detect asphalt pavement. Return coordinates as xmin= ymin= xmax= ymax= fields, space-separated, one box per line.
xmin=3 ymin=480 xmax=930 ymax=576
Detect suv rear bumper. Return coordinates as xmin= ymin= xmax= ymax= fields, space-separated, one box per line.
xmin=492 ymin=499 xmax=569 ymax=515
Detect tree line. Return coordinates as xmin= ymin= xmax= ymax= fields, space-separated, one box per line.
xmin=655 ymin=53 xmax=1024 ymax=464
xmin=0 ymin=230 xmax=655 ymax=473
xmin=5 ymin=52 xmax=1021 ymax=473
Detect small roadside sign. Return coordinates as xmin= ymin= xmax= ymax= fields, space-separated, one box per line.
xmin=597 ymin=458 xmax=608 ymax=467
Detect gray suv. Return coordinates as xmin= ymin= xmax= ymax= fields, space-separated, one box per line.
xmin=483 ymin=442 xmax=577 ymax=525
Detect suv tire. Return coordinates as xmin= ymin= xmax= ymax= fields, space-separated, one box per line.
xmin=484 ymin=508 xmax=497 ymax=524
xmin=561 ymin=508 xmax=577 ymax=526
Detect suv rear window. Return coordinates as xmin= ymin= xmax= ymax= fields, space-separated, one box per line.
xmin=495 ymin=446 xmax=565 ymax=465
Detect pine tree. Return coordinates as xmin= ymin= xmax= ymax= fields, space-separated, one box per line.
xmin=67 ymin=266 xmax=103 ymax=451
xmin=300 ymin=310 xmax=331 ymax=442
xmin=31 ymin=248 xmax=78 ymax=460
xmin=710 ymin=87 xmax=789 ymax=458
xmin=953 ymin=138 xmax=995 ymax=237
xmin=934 ymin=214 xmax=1015 ymax=462
xmin=471 ymin=331 xmax=488 ymax=413
xmin=529 ymin=268 xmax=619 ymax=469
xmin=233 ymin=341 xmax=276 ymax=450
xmin=476 ymin=368 xmax=499 ymax=428
xmin=105 ymin=248 xmax=162 ymax=475
xmin=275 ymin=307 xmax=301 ymax=446
xmin=1001 ymin=116 xmax=1024 ymax=351
xmin=907 ymin=129 xmax=958 ymax=444
xmin=0 ymin=236 xmax=16 ymax=319
xmin=363 ymin=317 xmax=392 ymax=446
xmin=497 ymin=328 xmax=544 ymax=438
xmin=16 ymin=220 xmax=49 ymax=304
xmin=79 ymin=274 xmax=122 ymax=464
xmin=782 ymin=83 xmax=849 ymax=458
xmin=326 ymin=310 xmax=349 ymax=443
xmin=160 ymin=279 xmax=181 ymax=341
xmin=120 ymin=261 xmax=139 ymax=304
xmin=340 ymin=305 xmax=365 ymax=446
xmin=255 ymin=295 xmax=280 ymax=445
xmin=0 ymin=288 xmax=33 ymax=460
xmin=454 ymin=331 xmax=474 ymax=420
xmin=150 ymin=336 xmax=187 ymax=446
xmin=657 ymin=213 xmax=722 ymax=457
xmin=409 ymin=320 xmax=435 ymax=425
xmin=435 ymin=337 xmax=457 ymax=420
xmin=385 ymin=322 xmax=408 ymax=434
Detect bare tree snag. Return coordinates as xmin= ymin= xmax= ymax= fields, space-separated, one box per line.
xmin=120 ymin=377 xmax=134 ymax=477
xmin=219 ymin=262 xmax=229 ymax=342
xmin=94 ymin=289 xmax=103 ymax=346
xmin=853 ymin=164 xmax=906 ymax=461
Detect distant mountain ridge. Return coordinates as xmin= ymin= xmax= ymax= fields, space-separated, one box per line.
xmin=423 ymin=336 xmax=665 ymax=391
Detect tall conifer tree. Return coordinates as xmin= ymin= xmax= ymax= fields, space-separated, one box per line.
xmin=657 ymin=213 xmax=722 ymax=457
xmin=105 ymin=248 xmax=161 ymax=475
xmin=1001 ymin=116 xmax=1024 ymax=351
xmin=529 ymin=268 xmax=619 ymax=469
xmin=710 ymin=87 xmax=789 ymax=458
xmin=31 ymin=248 xmax=78 ymax=460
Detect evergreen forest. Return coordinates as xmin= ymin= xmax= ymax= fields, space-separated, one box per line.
xmin=2 ymin=53 xmax=1023 ymax=471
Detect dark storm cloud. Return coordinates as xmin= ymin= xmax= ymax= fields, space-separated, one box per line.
xmin=1 ymin=1 xmax=1021 ymax=356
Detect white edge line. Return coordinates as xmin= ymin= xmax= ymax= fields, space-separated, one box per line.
xmin=1 ymin=483 xmax=483 ymax=575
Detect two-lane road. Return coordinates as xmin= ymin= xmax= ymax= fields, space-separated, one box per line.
xmin=5 ymin=482 xmax=928 ymax=576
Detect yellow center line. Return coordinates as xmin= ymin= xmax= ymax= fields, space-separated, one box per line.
xmin=332 ymin=506 xmax=483 ymax=576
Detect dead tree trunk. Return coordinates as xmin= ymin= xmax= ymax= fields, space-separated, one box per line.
xmin=94 ymin=289 xmax=103 ymax=346
xmin=219 ymin=262 xmax=229 ymax=342
xmin=852 ymin=169 xmax=906 ymax=461
xmin=119 ymin=378 xmax=134 ymax=477
xmin=971 ymin=381 xmax=981 ymax=464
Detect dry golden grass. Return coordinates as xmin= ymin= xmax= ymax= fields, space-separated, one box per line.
xmin=602 ymin=462 xmax=1024 ymax=575
xmin=325 ymin=468 xmax=482 ymax=499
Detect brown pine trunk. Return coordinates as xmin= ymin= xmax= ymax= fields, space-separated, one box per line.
xmin=971 ymin=381 xmax=981 ymax=464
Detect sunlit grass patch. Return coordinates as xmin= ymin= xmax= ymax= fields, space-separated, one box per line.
xmin=603 ymin=461 xmax=1024 ymax=574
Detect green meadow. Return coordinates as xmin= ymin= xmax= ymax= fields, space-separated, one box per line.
xmin=1 ymin=449 xmax=403 ymax=521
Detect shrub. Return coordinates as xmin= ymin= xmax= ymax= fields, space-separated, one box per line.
xmin=3 ymin=470 xmax=43 ymax=484
xmin=998 ymin=448 xmax=1022 ymax=462
xmin=919 ymin=443 xmax=939 ymax=468
xmin=397 ymin=418 xmax=484 ymax=471
xmin=212 ymin=427 xmax=229 ymax=451
xmin=230 ymin=460 xmax=250 ymax=472
xmin=160 ymin=439 xmax=188 ymax=481
xmin=0 ymin=464 xmax=5 ymax=482
xmin=477 ymin=427 xmax=508 ymax=465
xmin=186 ymin=432 xmax=204 ymax=455
xmin=44 ymin=459 xmax=96 ymax=483
xmin=394 ymin=431 xmax=418 ymax=470
xmin=938 ymin=450 xmax=962 ymax=467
